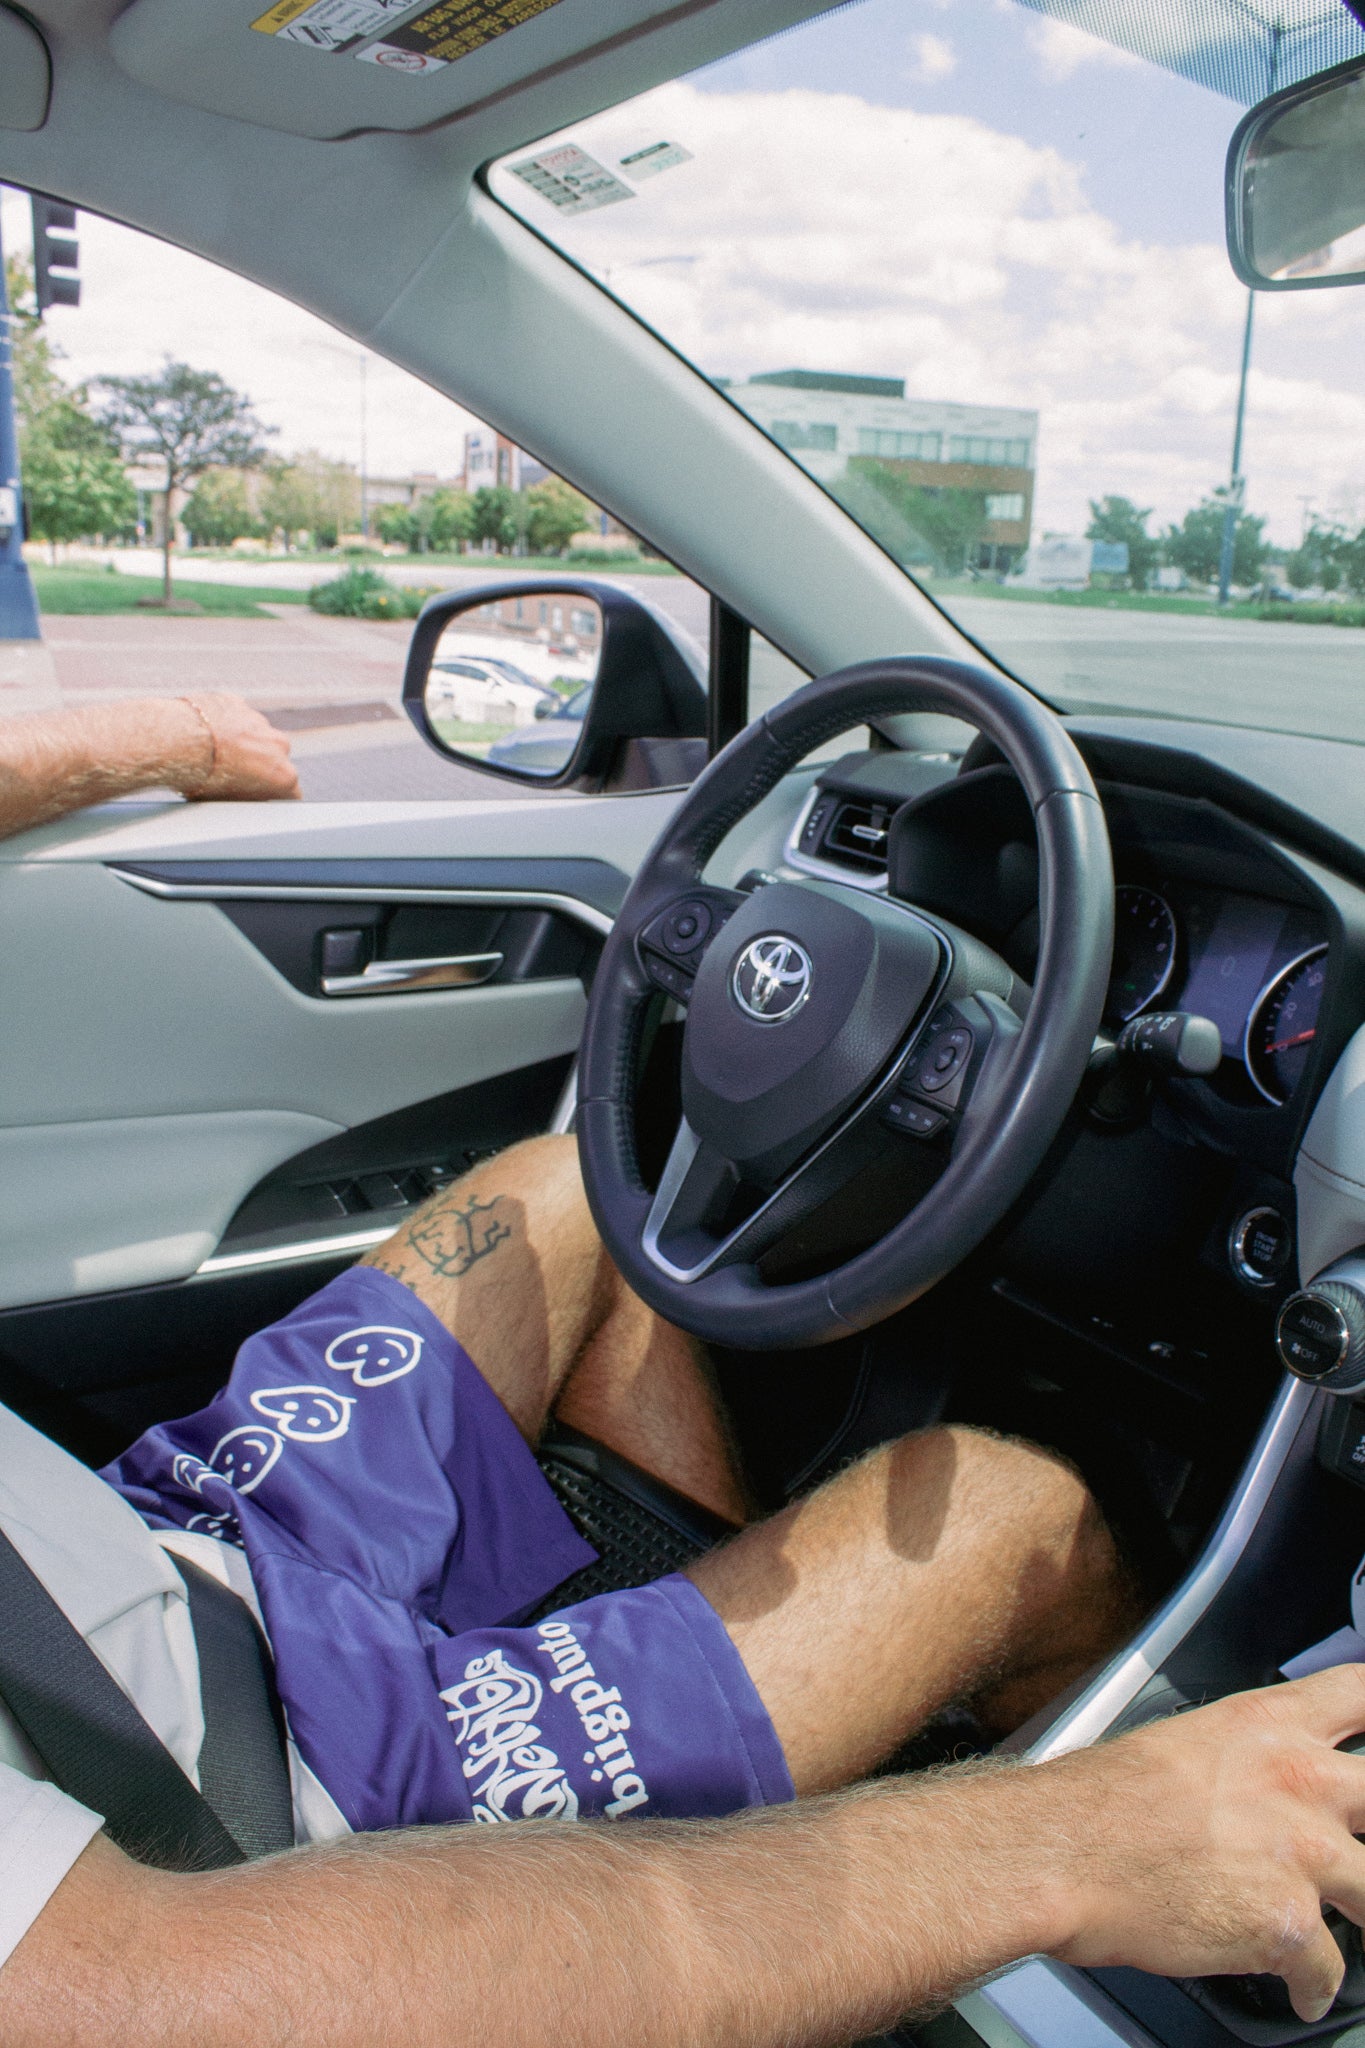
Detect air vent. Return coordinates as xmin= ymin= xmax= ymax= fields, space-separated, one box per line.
xmin=822 ymin=798 xmax=894 ymax=876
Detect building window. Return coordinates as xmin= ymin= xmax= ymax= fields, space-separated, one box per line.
xmin=948 ymin=436 xmax=1031 ymax=466
xmin=772 ymin=420 xmax=838 ymax=451
xmin=855 ymin=429 xmax=942 ymax=461
xmin=985 ymin=492 xmax=1025 ymax=521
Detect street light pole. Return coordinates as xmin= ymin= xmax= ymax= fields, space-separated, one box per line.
xmin=1217 ymin=287 xmax=1256 ymax=606
xmin=0 ymin=206 xmax=40 ymax=640
xmin=359 ymin=351 xmax=368 ymax=540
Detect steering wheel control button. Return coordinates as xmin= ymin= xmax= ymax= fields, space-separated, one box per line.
xmin=1276 ymin=1287 xmax=1360 ymax=1385
xmin=1230 ymin=1206 xmax=1293 ymax=1287
xmin=662 ymin=903 xmax=712 ymax=954
xmin=882 ymin=1096 xmax=946 ymax=1139
xmin=918 ymin=1026 xmax=973 ymax=1095
xmin=646 ymin=957 xmax=692 ymax=1001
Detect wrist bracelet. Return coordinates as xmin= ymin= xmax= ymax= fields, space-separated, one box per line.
xmin=177 ymin=696 xmax=217 ymax=793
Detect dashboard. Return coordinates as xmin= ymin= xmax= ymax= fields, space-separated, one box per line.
xmin=1108 ymin=880 xmax=1326 ymax=1107
xmin=784 ymin=737 xmax=1352 ymax=1134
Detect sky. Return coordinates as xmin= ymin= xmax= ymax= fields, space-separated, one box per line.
xmin=6 ymin=0 xmax=1365 ymax=545
xmin=0 ymin=186 xmax=481 ymax=485
xmin=489 ymin=0 xmax=1365 ymax=547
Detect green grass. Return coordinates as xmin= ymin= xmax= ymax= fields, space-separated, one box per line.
xmin=928 ymin=578 xmax=1365 ymax=626
xmin=29 ymin=568 xmax=308 ymax=617
xmin=185 ymin=547 xmax=678 ymax=575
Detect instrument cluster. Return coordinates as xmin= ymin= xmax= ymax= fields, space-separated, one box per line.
xmin=1106 ymin=882 xmax=1327 ymax=1107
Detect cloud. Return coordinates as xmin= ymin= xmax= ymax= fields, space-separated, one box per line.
xmin=908 ymin=32 xmax=957 ymax=80
xmin=1023 ymin=13 xmax=1144 ymax=81
xmin=492 ymin=79 xmax=1358 ymax=546
xmin=0 ymin=189 xmax=479 ymax=484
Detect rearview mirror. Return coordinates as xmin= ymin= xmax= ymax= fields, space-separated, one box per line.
xmin=1227 ymin=55 xmax=1365 ymax=289
xmin=403 ymin=579 xmax=708 ymax=791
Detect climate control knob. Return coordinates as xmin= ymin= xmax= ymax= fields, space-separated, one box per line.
xmin=1276 ymin=1263 xmax=1365 ymax=1394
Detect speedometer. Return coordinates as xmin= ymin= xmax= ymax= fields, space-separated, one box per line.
xmin=1245 ymin=947 xmax=1328 ymax=1106
xmin=1105 ymin=885 xmax=1178 ymax=1025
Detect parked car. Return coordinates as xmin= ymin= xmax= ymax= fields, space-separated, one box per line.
xmin=486 ymin=684 xmax=592 ymax=774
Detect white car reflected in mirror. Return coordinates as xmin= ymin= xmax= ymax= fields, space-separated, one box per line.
xmin=422 ymin=597 xmax=602 ymax=765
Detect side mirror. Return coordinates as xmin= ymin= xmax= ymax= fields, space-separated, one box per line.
xmin=1227 ymin=54 xmax=1365 ymax=289
xmin=402 ymin=578 xmax=708 ymax=790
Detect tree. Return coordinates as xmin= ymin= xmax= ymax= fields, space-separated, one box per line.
xmin=470 ymin=483 xmax=520 ymax=553
xmin=423 ymin=486 xmax=474 ymax=553
xmin=181 ymin=469 xmax=261 ymax=549
xmin=5 ymin=257 xmax=63 ymax=435
xmin=259 ymin=451 xmax=359 ymax=552
xmin=97 ymin=362 xmax=273 ymax=599
xmin=374 ymin=500 xmax=418 ymax=550
xmin=1165 ymin=492 xmax=1268 ymax=590
xmin=1286 ymin=519 xmax=1347 ymax=593
xmin=1086 ymin=496 xmax=1158 ymax=591
xmin=836 ymin=459 xmax=987 ymax=573
xmin=524 ymin=477 xmax=592 ymax=556
xmin=22 ymin=397 xmax=137 ymax=557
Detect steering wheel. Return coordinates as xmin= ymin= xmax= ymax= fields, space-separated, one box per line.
xmin=577 ymin=657 xmax=1113 ymax=1350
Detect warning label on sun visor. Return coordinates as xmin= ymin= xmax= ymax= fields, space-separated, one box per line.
xmin=251 ymin=0 xmax=413 ymax=52
xmin=357 ymin=0 xmax=563 ymax=70
xmin=508 ymin=144 xmax=634 ymax=214
xmin=252 ymin=0 xmax=561 ymax=65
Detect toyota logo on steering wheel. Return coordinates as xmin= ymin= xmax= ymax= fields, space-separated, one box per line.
xmin=731 ymin=935 xmax=814 ymax=1024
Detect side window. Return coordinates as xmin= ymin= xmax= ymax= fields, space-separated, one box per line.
xmin=0 ymin=190 xmax=709 ymax=800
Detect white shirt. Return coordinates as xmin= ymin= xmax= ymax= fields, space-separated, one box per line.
xmin=0 ymin=1403 xmax=348 ymax=1969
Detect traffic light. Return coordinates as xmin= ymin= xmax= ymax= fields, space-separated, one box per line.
xmin=30 ymin=196 xmax=79 ymax=311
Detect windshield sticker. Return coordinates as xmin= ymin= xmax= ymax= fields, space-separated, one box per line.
xmin=358 ymin=0 xmax=562 ymax=71
xmin=251 ymin=0 xmax=414 ymax=53
xmin=508 ymin=144 xmax=635 ymax=215
xmin=617 ymin=141 xmax=692 ymax=183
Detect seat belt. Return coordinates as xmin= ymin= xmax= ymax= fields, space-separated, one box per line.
xmin=177 ymin=1559 xmax=295 ymax=1860
xmin=0 ymin=1527 xmax=291 ymax=1870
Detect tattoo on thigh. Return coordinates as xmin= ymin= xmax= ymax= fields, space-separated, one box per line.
xmin=393 ymin=1192 xmax=513 ymax=1278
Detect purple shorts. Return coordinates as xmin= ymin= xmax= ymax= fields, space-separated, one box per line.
xmin=104 ymin=1267 xmax=793 ymax=1833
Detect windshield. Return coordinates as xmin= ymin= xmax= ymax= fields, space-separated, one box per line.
xmin=490 ymin=0 xmax=1365 ymax=744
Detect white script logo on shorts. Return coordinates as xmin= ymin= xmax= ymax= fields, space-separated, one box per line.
xmin=250 ymin=1384 xmax=356 ymax=1443
xmin=324 ymin=1325 xmax=424 ymax=1387
xmin=441 ymin=1650 xmax=579 ymax=1825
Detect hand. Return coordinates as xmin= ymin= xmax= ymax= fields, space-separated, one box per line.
xmin=176 ymin=694 xmax=300 ymax=802
xmin=1049 ymin=1665 xmax=1365 ymax=2022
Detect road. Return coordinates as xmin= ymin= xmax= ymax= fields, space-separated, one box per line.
xmin=948 ymin=598 xmax=1365 ymax=746
xmin=35 ymin=557 xmax=1365 ymax=802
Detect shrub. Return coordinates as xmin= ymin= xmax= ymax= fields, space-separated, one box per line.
xmin=308 ymin=567 xmax=434 ymax=619
xmin=565 ymin=545 xmax=646 ymax=568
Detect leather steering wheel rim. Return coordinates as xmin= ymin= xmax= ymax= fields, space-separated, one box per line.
xmin=577 ymin=656 xmax=1113 ymax=1350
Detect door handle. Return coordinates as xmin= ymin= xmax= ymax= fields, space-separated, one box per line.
xmin=320 ymin=953 xmax=504 ymax=998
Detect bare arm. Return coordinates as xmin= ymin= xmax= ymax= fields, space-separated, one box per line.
xmin=8 ymin=1666 xmax=1365 ymax=2048
xmin=0 ymin=693 xmax=299 ymax=840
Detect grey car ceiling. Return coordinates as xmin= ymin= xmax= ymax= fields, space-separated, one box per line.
xmin=0 ymin=0 xmax=984 ymax=685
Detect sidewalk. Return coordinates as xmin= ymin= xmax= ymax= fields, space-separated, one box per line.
xmin=26 ymin=609 xmax=500 ymax=801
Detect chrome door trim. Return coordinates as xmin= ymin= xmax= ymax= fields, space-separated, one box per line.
xmin=1027 ymin=1372 xmax=1317 ymax=1763
xmin=110 ymin=869 xmax=615 ymax=939
xmin=196 ymin=1222 xmax=396 ymax=1276
xmin=321 ymin=952 xmax=504 ymax=997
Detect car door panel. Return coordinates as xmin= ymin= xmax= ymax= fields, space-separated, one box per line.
xmin=3 ymin=791 xmax=683 ymax=1320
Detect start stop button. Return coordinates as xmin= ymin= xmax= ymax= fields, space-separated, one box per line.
xmin=1229 ymin=1206 xmax=1293 ymax=1287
